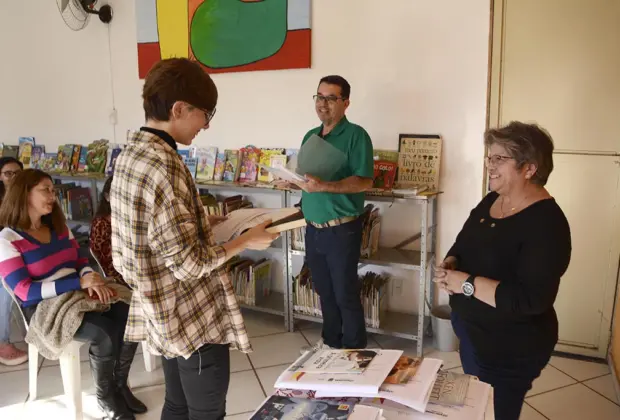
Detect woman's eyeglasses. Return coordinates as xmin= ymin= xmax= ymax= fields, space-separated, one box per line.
xmin=1 ymin=170 xmax=21 ymax=178
xmin=485 ymin=155 xmax=514 ymax=166
xmin=202 ymin=107 xmax=216 ymax=124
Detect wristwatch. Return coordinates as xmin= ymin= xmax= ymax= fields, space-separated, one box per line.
xmin=462 ymin=275 xmax=476 ymax=298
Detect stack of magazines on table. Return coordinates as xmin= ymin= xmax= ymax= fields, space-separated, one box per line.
xmin=248 ymin=348 xmax=493 ymax=419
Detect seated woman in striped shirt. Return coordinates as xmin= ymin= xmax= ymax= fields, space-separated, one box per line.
xmin=0 ymin=169 xmax=137 ymax=420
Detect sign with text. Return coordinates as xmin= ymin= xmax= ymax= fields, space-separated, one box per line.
xmin=397 ymin=134 xmax=442 ymax=190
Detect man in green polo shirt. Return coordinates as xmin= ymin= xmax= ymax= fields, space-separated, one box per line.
xmin=292 ymin=75 xmax=374 ymax=352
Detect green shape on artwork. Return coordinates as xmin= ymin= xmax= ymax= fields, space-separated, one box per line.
xmin=191 ymin=0 xmax=288 ymax=68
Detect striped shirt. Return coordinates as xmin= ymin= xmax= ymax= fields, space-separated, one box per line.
xmin=110 ymin=129 xmax=251 ymax=359
xmin=0 ymin=226 xmax=93 ymax=307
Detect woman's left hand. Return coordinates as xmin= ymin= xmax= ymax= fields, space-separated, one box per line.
xmin=434 ymin=269 xmax=469 ymax=295
xmin=87 ymin=285 xmax=116 ymax=304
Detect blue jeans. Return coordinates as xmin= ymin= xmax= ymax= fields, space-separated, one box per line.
xmin=451 ymin=311 xmax=549 ymax=420
xmin=0 ymin=286 xmax=13 ymax=344
xmin=305 ymin=218 xmax=366 ymax=349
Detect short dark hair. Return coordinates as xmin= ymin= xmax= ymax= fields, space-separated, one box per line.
xmin=0 ymin=169 xmax=66 ymax=232
xmin=484 ymin=121 xmax=555 ymax=186
xmin=142 ymin=58 xmax=218 ymax=121
xmin=318 ymin=75 xmax=351 ymax=99
xmin=95 ymin=176 xmax=113 ymax=217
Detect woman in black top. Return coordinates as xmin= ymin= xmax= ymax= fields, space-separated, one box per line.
xmin=435 ymin=122 xmax=571 ymax=420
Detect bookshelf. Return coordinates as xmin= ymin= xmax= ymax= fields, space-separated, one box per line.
xmin=286 ymin=189 xmax=438 ymax=357
xmin=47 ymin=174 xmax=438 ymax=357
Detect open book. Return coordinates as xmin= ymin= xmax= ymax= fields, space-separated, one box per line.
xmin=316 ymin=357 xmax=443 ymax=413
xmin=211 ymin=208 xmax=306 ymax=244
xmin=275 ymin=349 xmax=403 ymax=395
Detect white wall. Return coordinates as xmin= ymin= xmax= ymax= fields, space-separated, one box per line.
xmin=1 ymin=0 xmax=491 ymax=306
xmin=0 ymin=1 xmax=115 ymax=145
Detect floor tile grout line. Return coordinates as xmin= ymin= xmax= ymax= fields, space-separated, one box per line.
xmin=578 ymin=372 xmax=613 ymax=383
xmin=546 ymin=360 xmax=610 ymax=384
xmin=524 ymin=401 xmax=550 ymax=420
xmin=247 ymin=354 xmax=268 ymax=398
xmin=299 ymin=329 xmax=312 ymax=346
xmin=581 ymin=381 xmax=620 ymax=407
xmin=248 ymin=330 xmax=292 ymax=340
xmin=526 ymin=382 xmax=580 ymax=400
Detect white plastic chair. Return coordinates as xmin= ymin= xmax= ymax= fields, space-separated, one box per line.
xmin=89 ymin=248 xmax=157 ymax=372
xmin=1 ymin=278 xmax=85 ymax=420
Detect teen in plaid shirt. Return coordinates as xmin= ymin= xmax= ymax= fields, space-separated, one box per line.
xmin=110 ymin=58 xmax=278 ymax=420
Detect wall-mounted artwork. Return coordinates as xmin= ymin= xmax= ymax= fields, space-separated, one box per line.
xmin=136 ymin=0 xmax=312 ymax=78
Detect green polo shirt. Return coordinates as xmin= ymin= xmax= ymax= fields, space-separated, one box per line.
xmin=300 ymin=117 xmax=374 ymax=224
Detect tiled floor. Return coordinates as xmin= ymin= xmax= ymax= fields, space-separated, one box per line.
xmin=1 ymin=312 xmax=618 ymax=419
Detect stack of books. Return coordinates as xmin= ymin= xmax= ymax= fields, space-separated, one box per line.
xmin=249 ymin=348 xmax=493 ymax=419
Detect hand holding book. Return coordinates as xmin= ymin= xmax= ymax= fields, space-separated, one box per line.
xmin=239 ymin=220 xmax=280 ymax=251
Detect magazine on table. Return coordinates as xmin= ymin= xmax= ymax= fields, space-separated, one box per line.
xmin=275 ymin=349 xmax=403 ymax=395
xmin=428 ymin=370 xmax=470 ymax=407
xmin=359 ymin=377 xmax=492 ymax=420
xmin=315 ymin=357 xmax=443 ymax=413
xmin=292 ymin=349 xmax=379 ymax=374
xmin=249 ymin=395 xmax=382 ymax=420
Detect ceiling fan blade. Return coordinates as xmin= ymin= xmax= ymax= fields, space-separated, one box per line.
xmin=60 ymin=0 xmax=70 ymax=13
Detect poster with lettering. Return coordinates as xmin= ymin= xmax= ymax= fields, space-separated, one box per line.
xmin=397 ymin=134 xmax=442 ymax=190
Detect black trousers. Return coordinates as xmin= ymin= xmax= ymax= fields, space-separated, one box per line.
xmin=451 ymin=311 xmax=549 ymax=420
xmin=24 ymin=301 xmax=129 ymax=358
xmin=305 ymin=218 xmax=366 ymax=349
xmin=161 ymin=343 xmax=231 ymax=420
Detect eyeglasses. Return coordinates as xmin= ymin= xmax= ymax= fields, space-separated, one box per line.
xmin=484 ymin=155 xmax=514 ymax=167
xmin=1 ymin=170 xmax=21 ymax=178
xmin=313 ymin=94 xmax=346 ymax=104
xmin=202 ymin=107 xmax=216 ymax=124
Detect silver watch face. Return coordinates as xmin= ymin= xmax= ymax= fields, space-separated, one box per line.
xmin=462 ymin=281 xmax=475 ymax=297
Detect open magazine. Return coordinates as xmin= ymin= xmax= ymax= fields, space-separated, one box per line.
xmin=275 ymin=349 xmax=403 ymax=395
xmin=428 ymin=370 xmax=470 ymax=407
xmin=316 ymin=357 xmax=443 ymax=413
xmin=249 ymin=395 xmax=383 ymax=420
xmin=292 ymin=349 xmax=379 ymax=374
xmin=211 ymin=208 xmax=306 ymax=244
xmin=360 ymin=377 xmax=492 ymax=420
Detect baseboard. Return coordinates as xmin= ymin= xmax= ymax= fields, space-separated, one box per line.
xmin=552 ymin=350 xmax=607 ymax=364
xmin=609 ymin=355 xmax=620 ymax=405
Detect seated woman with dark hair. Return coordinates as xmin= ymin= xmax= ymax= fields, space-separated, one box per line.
xmin=0 ymin=169 xmax=139 ymax=420
xmin=435 ymin=122 xmax=572 ymax=420
xmin=0 ymin=156 xmax=27 ymax=366
xmin=90 ymin=175 xmax=147 ymax=415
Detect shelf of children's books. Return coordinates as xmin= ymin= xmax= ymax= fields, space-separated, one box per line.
xmin=289 ymin=248 xmax=434 ymax=271
xmin=195 ymin=181 xmax=287 ymax=195
xmin=240 ymin=291 xmax=286 ymax=317
xmin=49 ymin=173 xmax=108 ymax=181
xmin=293 ymin=311 xmax=426 ymax=341
xmin=287 ymin=189 xmax=441 ymax=203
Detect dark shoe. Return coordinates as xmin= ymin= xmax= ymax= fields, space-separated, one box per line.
xmin=115 ymin=342 xmax=148 ymax=414
xmin=89 ymin=353 xmax=135 ymax=420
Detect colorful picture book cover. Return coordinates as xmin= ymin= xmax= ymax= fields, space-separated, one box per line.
xmin=257 ymin=148 xmax=284 ymax=182
xmin=213 ymin=151 xmax=226 ymax=181
xmin=185 ymin=157 xmax=198 ymax=178
xmin=195 ymin=146 xmax=218 ymax=182
xmin=238 ymin=145 xmax=261 ymax=183
xmin=18 ymin=137 xmax=35 ymax=168
xmin=373 ymin=160 xmax=397 ymax=190
xmin=222 ymin=149 xmax=241 ymax=182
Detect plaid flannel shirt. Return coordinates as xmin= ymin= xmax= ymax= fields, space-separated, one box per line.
xmin=110 ymin=130 xmax=251 ymax=359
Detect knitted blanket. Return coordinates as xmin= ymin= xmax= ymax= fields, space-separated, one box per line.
xmin=25 ymin=283 xmax=132 ymax=360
